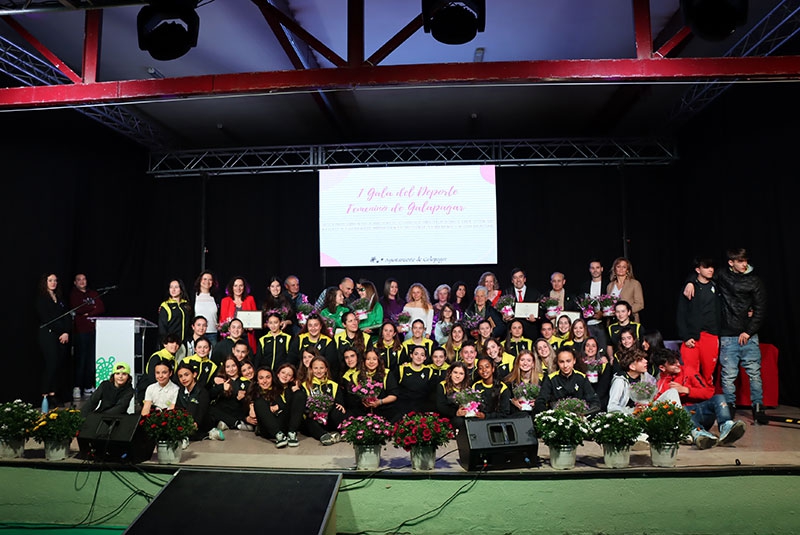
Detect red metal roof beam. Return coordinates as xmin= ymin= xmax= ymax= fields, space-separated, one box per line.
xmin=633 ymin=0 xmax=653 ymax=59
xmin=82 ymin=9 xmax=102 ymax=84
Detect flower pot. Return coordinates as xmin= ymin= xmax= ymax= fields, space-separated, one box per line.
xmin=518 ymin=399 xmax=533 ymax=412
xmin=650 ymin=442 xmax=679 ymax=467
xmin=410 ymin=445 xmax=436 ymax=471
xmin=546 ymin=306 xmax=559 ymax=319
xmin=354 ymin=444 xmax=382 ymax=471
xmin=548 ymin=445 xmax=577 ymax=470
xmin=586 ymin=371 xmax=599 ymax=383
xmin=157 ymin=441 xmax=183 ymax=464
xmin=0 ymin=437 xmax=25 ymax=459
xmin=602 ymin=445 xmax=631 ymax=469
xmin=602 ymin=306 xmax=615 ymax=317
xmin=44 ymin=439 xmax=71 ymax=461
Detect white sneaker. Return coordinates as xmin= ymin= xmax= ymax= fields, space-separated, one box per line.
xmin=72 ymin=387 xmax=82 ymax=400
xmin=208 ymin=428 xmax=225 ymax=441
xmin=181 ymin=437 xmax=190 ymax=450
xmin=236 ymin=421 xmax=255 ymax=431
xmin=83 ymin=387 xmax=95 ymax=398
xmin=216 ymin=421 xmax=229 ymax=431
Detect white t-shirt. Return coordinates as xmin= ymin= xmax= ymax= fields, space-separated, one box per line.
xmin=144 ymin=381 xmax=180 ymax=410
xmin=195 ymin=293 xmax=219 ymax=333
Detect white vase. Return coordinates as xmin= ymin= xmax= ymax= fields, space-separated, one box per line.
xmin=0 ymin=438 xmax=25 ymax=459
xmin=548 ymin=445 xmax=577 ymax=470
xmin=410 ymin=445 xmax=436 ymax=470
xmin=518 ymin=399 xmax=533 ymax=411
xmin=44 ymin=439 xmax=70 ymax=461
xmin=650 ymin=443 xmax=679 ymax=467
xmin=157 ymin=441 xmax=183 ymax=464
xmin=354 ymin=444 xmax=382 ymax=471
xmin=587 ymin=371 xmax=599 ymax=383
xmin=602 ymin=445 xmax=631 ymax=469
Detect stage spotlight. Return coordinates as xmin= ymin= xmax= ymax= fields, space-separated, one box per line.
xmin=137 ymin=0 xmax=200 ymax=61
xmin=422 ymin=0 xmax=486 ymax=45
xmin=681 ymin=0 xmax=748 ymax=41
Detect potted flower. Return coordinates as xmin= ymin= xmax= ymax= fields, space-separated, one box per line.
xmin=597 ymin=294 xmax=617 ymax=316
xmin=30 ymin=407 xmax=85 ymax=461
xmin=338 ymin=414 xmax=394 ymax=470
xmin=140 ymin=408 xmax=195 ymax=464
xmin=350 ymin=297 xmax=371 ymax=320
xmin=0 ymin=399 xmax=41 ymax=459
xmin=351 ymin=377 xmax=383 ymax=406
xmin=392 ymin=412 xmax=454 ymax=470
xmin=393 ymin=311 xmax=412 ymax=333
xmin=534 ymin=408 xmax=591 ymax=470
xmin=451 ymin=387 xmax=483 ymax=417
xmin=306 ymin=390 xmax=334 ymax=425
xmin=540 ymin=296 xmax=561 ymax=319
xmin=511 ymin=383 xmax=540 ymax=411
xmin=629 ymin=378 xmax=658 ymax=404
xmin=496 ymin=294 xmax=516 ymax=318
xmin=552 ymin=397 xmax=590 ymax=415
xmin=583 ymin=357 xmax=603 ymax=383
xmin=577 ymin=294 xmax=598 ymax=319
xmin=295 ymin=299 xmax=313 ymax=325
xmin=636 ymin=400 xmax=694 ymax=467
xmin=590 ymin=411 xmax=643 ymax=468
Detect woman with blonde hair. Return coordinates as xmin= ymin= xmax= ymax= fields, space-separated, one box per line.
xmin=608 ymin=257 xmax=645 ymax=322
xmin=401 ymin=282 xmax=434 ymax=339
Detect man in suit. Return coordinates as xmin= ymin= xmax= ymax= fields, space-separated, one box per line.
xmin=578 ymin=259 xmax=609 ymax=350
xmin=503 ymin=267 xmax=541 ymax=340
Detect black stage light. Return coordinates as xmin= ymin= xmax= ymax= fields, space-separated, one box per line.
xmin=422 ymin=0 xmax=486 ymax=45
xmin=137 ymin=0 xmax=200 ymax=61
xmin=681 ymin=0 xmax=748 ymax=41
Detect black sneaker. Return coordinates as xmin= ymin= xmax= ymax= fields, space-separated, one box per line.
xmin=275 ymin=432 xmax=288 ymax=449
xmin=287 ymin=431 xmax=299 ymax=447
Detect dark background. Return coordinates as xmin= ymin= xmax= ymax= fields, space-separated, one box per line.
xmin=5 ymin=81 xmax=798 ymax=407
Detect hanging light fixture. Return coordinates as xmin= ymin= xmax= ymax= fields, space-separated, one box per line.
xmin=422 ymin=1 xmax=486 ymax=45
xmin=137 ymin=0 xmax=200 ymax=61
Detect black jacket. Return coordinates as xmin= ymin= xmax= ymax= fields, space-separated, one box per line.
xmin=717 ymin=266 xmax=766 ymax=337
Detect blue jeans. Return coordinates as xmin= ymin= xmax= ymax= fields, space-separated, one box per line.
xmin=719 ymin=334 xmax=762 ymax=405
xmin=685 ymin=394 xmax=732 ymax=431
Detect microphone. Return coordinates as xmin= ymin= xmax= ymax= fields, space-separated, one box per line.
xmin=97 ymin=285 xmax=118 ymax=292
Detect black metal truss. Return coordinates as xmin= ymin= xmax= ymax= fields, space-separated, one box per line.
xmin=148 ymin=138 xmax=677 ymax=177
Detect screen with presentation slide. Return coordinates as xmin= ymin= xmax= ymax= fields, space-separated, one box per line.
xmin=319 ymin=165 xmax=498 ymax=267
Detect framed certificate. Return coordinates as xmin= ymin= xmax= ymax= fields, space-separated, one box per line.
xmin=236 ymin=310 xmax=263 ymax=329
xmin=514 ymin=302 xmax=538 ymax=319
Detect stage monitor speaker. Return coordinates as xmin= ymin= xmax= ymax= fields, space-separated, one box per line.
xmin=77 ymin=413 xmax=155 ymax=464
xmin=456 ymin=416 xmax=538 ymax=471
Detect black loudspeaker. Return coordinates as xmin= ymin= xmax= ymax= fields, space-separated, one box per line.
xmin=78 ymin=413 xmax=155 ymax=464
xmin=456 ymin=416 xmax=538 ymax=471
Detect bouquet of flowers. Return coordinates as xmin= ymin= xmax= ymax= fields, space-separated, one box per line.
xmin=597 ymin=294 xmax=617 ymax=316
xmin=30 ymin=408 xmax=85 ymax=444
xmin=140 ymin=408 xmax=196 ymax=449
xmin=552 ymin=397 xmax=590 ymax=415
xmin=577 ymin=294 xmax=599 ymax=319
xmin=319 ymin=314 xmax=336 ymax=337
xmin=540 ymin=296 xmax=562 ymax=319
xmin=338 ymin=414 xmax=394 ymax=446
xmin=391 ymin=412 xmax=454 ymax=452
xmin=629 ymin=378 xmax=658 ymax=404
xmin=496 ymin=294 xmax=516 ymax=317
xmin=590 ymin=411 xmax=644 ymax=453
xmin=267 ymin=306 xmax=291 ymax=321
xmin=306 ymin=390 xmax=334 ymax=425
xmin=295 ymin=296 xmax=313 ymax=325
xmin=451 ymin=387 xmax=483 ymax=417
xmin=351 ymin=377 xmax=383 ymax=404
xmin=350 ymin=297 xmax=371 ymax=320
xmin=218 ymin=316 xmax=234 ymax=336
xmin=437 ymin=322 xmax=453 ymax=338
xmin=636 ymin=400 xmax=694 ymax=445
xmin=583 ymin=357 xmax=603 ymax=383
xmin=393 ymin=311 xmax=412 ymax=333
xmin=534 ymin=408 xmax=591 ymax=447
xmin=512 ymin=383 xmax=540 ymax=411
xmin=460 ymin=310 xmax=483 ymax=332
xmin=0 ymin=399 xmax=42 ymax=441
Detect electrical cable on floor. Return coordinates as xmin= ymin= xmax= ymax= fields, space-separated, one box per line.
xmin=341 ymin=458 xmax=487 ymax=535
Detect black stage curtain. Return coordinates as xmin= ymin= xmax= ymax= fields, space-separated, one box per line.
xmin=6 ymin=84 xmax=799 ymax=407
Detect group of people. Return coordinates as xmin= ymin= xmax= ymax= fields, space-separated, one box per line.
xmin=40 ymin=247 xmax=767 ymax=453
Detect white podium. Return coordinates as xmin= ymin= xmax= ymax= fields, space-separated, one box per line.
xmin=90 ymin=317 xmax=157 ymax=388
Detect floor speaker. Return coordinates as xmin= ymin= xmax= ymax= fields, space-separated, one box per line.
xmin=78 ymin=413 xmax=155 ymax=464
xmin=456 ymin=416 xmax=538 ymax=471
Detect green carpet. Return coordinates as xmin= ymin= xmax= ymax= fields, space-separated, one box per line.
xmin=1 ymin=466 xmax=797 ymax=534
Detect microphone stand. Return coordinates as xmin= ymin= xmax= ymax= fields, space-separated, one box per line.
xmin=39 ymin=285 xmax=117 ymax=330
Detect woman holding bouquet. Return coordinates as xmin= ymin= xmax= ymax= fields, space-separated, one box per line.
xmin=299 ymin=356 xmax=347 ymax=446
xmin=472 ymin=356 xmax=511 ymax=419
xmin=262 ymin=276 xmax=295 ymax=333
xmin=370 ymin=321 xmax=407 ymax=373
xmin=579 ymin=336 xmax=613 ymax=411
xmin=219 ymin=276 xmax=258 ymax=352
xmin=347 ymin=348 xmax=398 ymax=419
xmin=435 ymin=362 xmax=470 ymax=431
xmin=320 ymin=287 xmax=348 ymax=332
xmin=433 ymin=303 xmax=457 ymax=346
xmin=503 ymin=350 xmax=541 ymax=414
xmin=354 ymin=279 xmax=383 ymax=334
